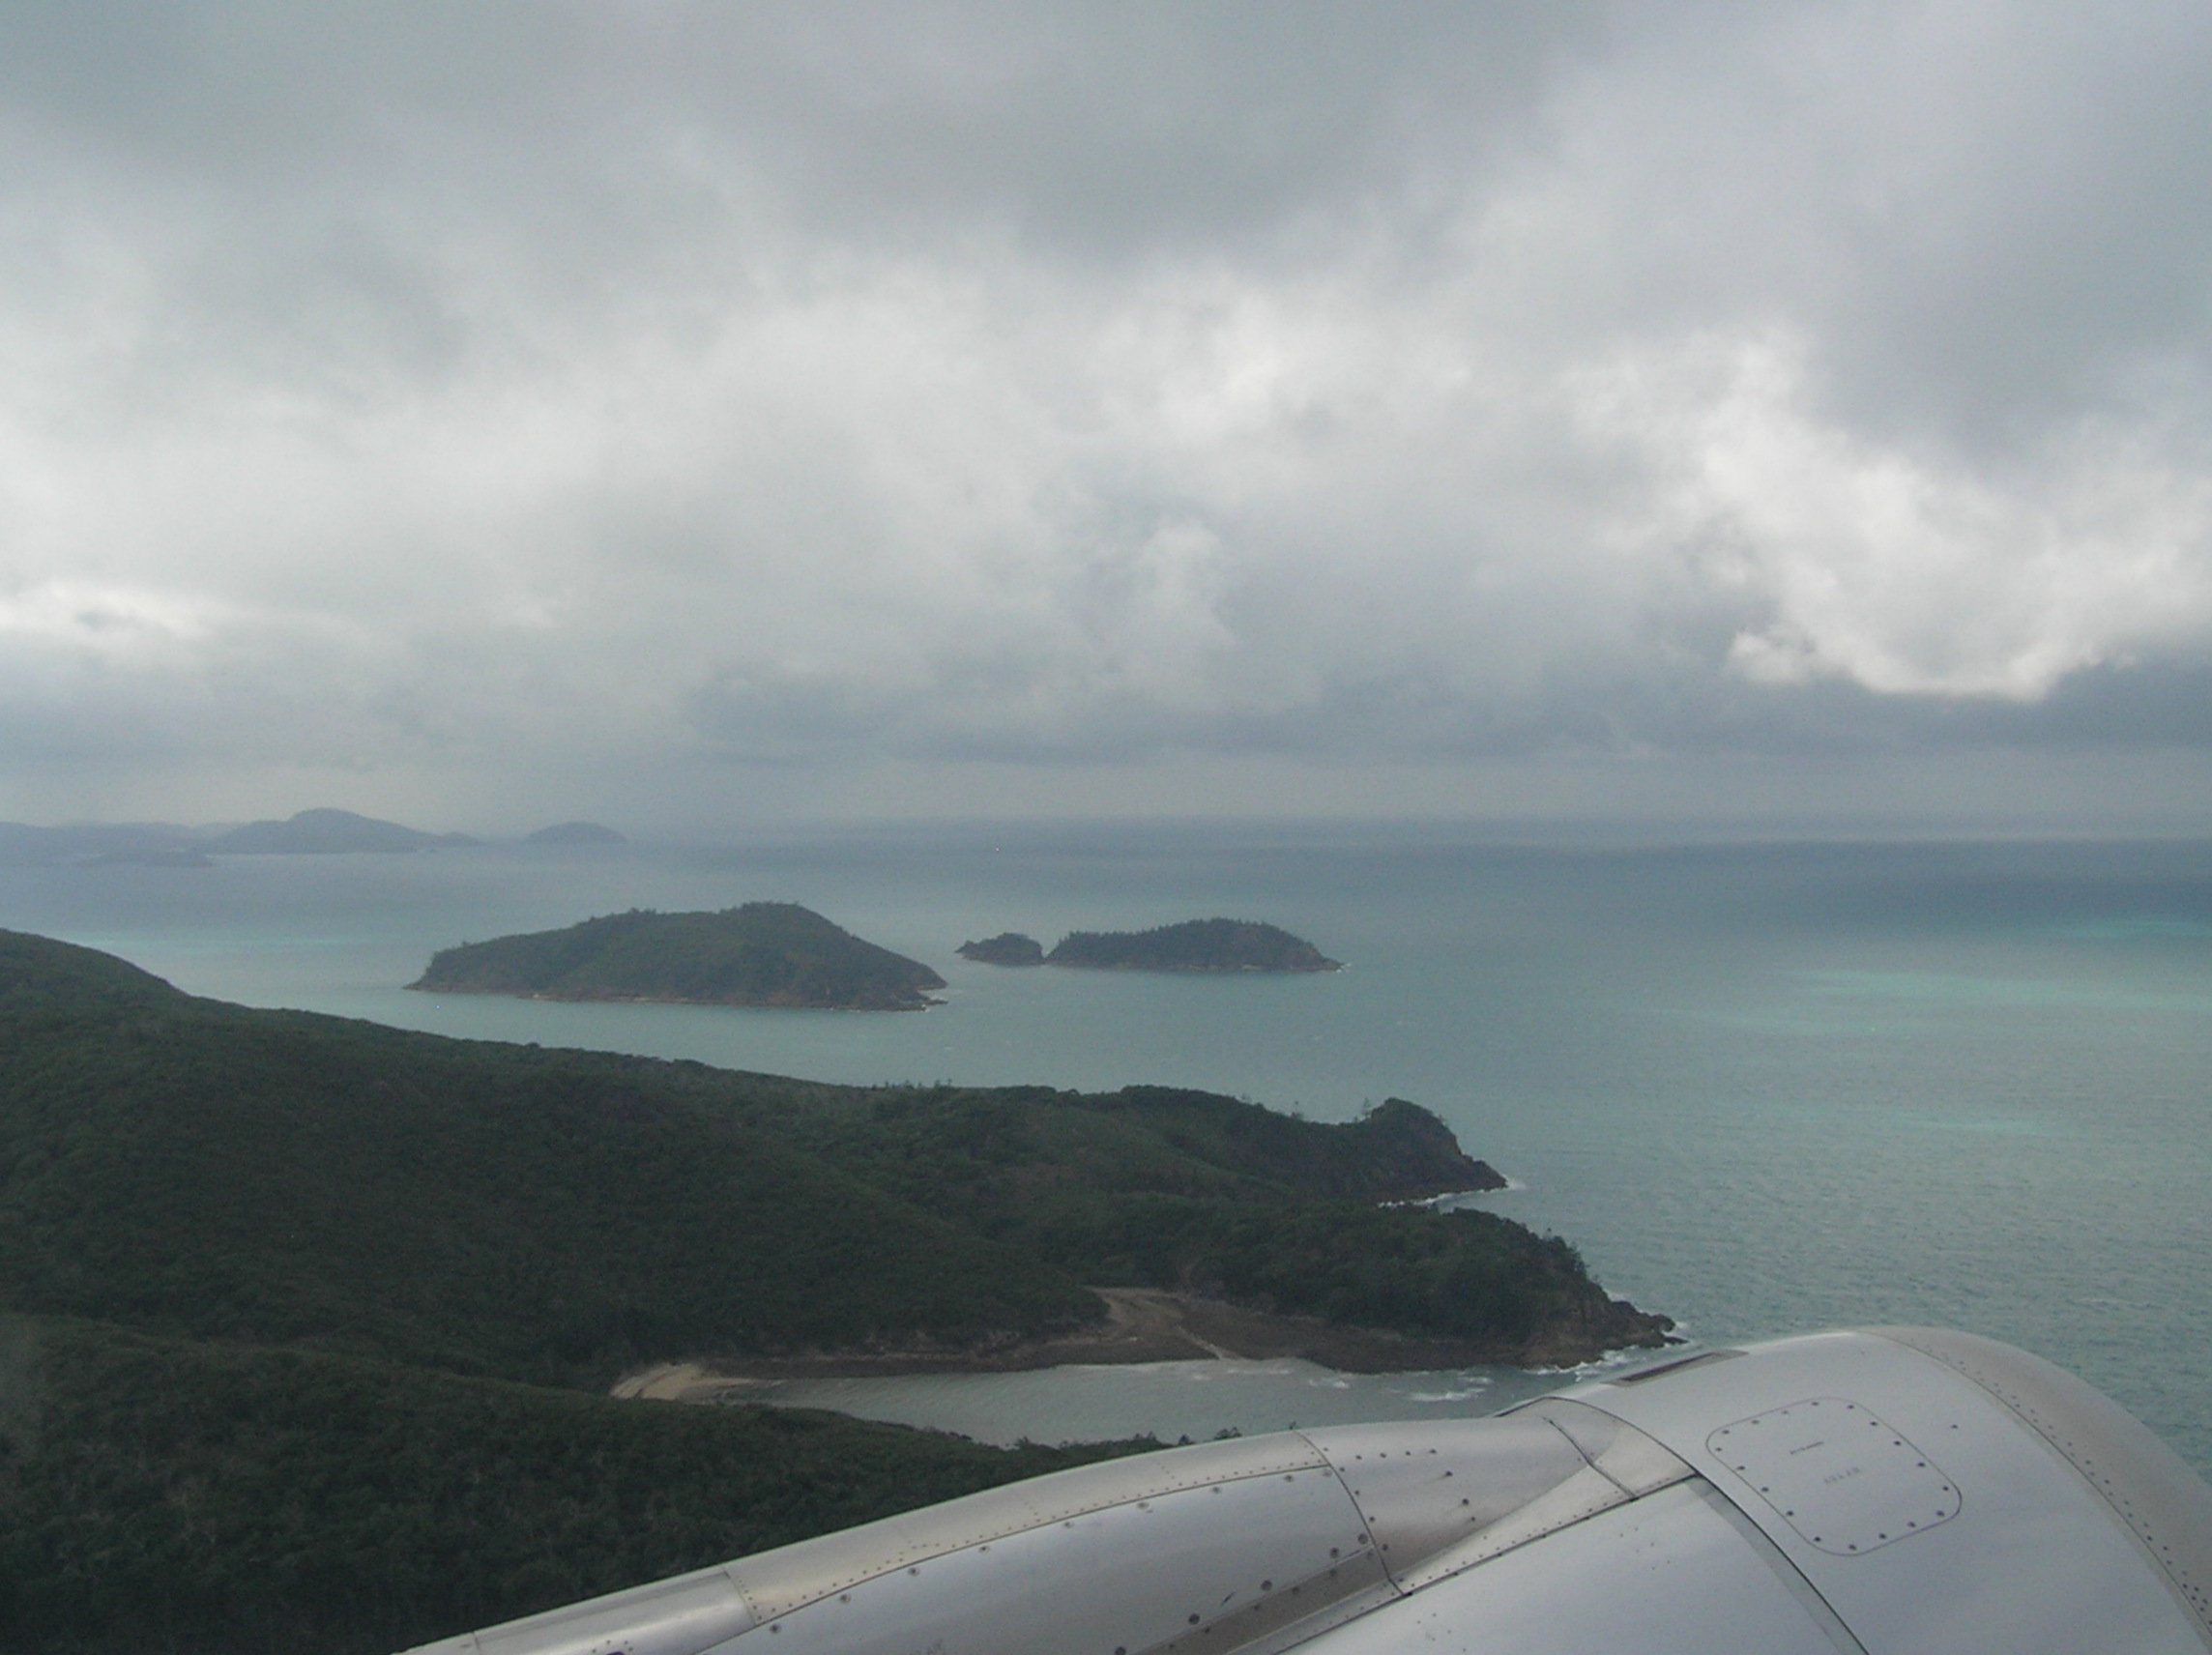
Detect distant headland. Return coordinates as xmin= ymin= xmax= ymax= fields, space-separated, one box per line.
xmin=0 ymin=806 xmax=476 ymax=866
xmin=961 ymin=917 xmax=1341 ymax=973
xmin=526 ymin=820 xmax=626 ymax=846
xmin=411 ymin=901 xmax=946 ymax=1010
xmin=207 ymin=807 xmax=479 ymax=856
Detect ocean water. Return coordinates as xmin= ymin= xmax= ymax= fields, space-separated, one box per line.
xmin=4 ymin=826 xmax=2208 ymax=1467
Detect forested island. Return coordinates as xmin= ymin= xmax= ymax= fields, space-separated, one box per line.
xmin=411 ymin=902 xmax=946 ymax=1010
xmin=0 ymin=929 xmax=1665 ymax=1653
xmin=958 ymin=931 xmax=1046 ymax=965
xmin=961 ymin=917 xmax=1342 ymax=973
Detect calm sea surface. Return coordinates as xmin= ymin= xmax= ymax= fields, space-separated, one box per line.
xmin=4 ymin=827 xmax=2208 ymax=1467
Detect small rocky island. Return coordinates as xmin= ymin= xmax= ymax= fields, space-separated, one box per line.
xmin=957 ymin=932 xmax=1047 ymax=965
xmin=411 ymin=902 xmax=946 ymax=1010
xmin=960 ymin=917 xmax=1343 ymax=973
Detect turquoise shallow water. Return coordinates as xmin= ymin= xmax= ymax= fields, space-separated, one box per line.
xmin=4 ymin=828 xmax=2209 ymax=1466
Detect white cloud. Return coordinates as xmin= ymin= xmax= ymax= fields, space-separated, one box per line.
xmin=0 ymin=1 xmax=2209 ymax=822
xmin=1582 ymin=330 xmax=2212 ymax=698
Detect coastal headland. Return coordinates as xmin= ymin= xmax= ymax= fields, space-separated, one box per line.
xmin=0 ymin=927 xmax=1669 ymax=1653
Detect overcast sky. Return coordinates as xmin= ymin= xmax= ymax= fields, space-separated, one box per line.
xmin=2 ymin=1 xmax=2208 ymax=831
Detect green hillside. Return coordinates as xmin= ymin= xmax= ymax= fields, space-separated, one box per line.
xmin=0 ymin=929 xmax=1669 ymax=1652
xmin=0 ymin=930 xmax=1660 ymax=1382
xmin=0 ymin=936 xmax=1088 ymax=1386
xmin=733 ymin=1084 xmax=1503 ymax=1212
xmin=0 ymin=1316 xmax=1146 ymax=1655
xmin=1046 ymin=917 xmax=1342 ymax=973
xmin=956 ymin=931 xmax=1046 ymax=965
xmin=714 ymin=1084 xmax=1652 ymax=1358
xmin=412 ymin=902 xmax=946 ymax=1009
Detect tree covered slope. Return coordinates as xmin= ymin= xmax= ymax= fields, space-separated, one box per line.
xmin=0 ymin=929 xmax=1670 ymax=1654
xmin=0 ymin=1316 xmax=1145 ymax=1655
xmin=0 ymin=930 xmax=1656 ymax=1383
xmin=0 ymin=934 xmax=1086 ymax=1385
xmin=411 ymin=902 xmax=946 ymax=1009
xmin=1045 ymin=917 xmax=1342 ymax=973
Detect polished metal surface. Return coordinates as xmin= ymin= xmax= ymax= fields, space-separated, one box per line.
xmin=1562 ymin=1329 xmax=2212 ymax=1654
xmin=1287 ymin=1481 xmax=1862 ymax=1655
xmin=400 ymin=1329 xmax=2212 ymax=1655
xmin=1705 ymin=1396 xmax=1962 ymax=1554
xmin=1875 ymin=1325 xmax=2212 ymax=1635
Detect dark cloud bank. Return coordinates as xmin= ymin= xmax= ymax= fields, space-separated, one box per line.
xmin=0 ymin=1 xmax=2208 ymax=829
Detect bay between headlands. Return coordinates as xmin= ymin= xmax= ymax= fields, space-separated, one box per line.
xmin=614 ymin=1284 xmax=1673 ymax=1404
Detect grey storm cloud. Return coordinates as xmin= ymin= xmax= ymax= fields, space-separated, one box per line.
xmin=0 ymin=0 xmax=2208 ymax=819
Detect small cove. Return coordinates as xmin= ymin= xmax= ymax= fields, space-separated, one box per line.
xmin=7 ymin=825 xmax=2209 ymax=1468
xmin=733 ymin=1356 xmax=1598 ymax=1448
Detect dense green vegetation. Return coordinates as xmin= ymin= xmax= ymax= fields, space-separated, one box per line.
xmin=0 ymin=930 xmax=1646 ymax=1384
xmin=1046 ymin=917 xmax=1342 ymax=973
xmin=696 ymin=1086 xmax=1657 ymax=1357
xmin=0 ymin=1316 xmax=1146 ymax=1655
xmin=742 ymin=1088 xmax=1503 ymax=1212
xmin=0 ymin=934 xmax=1088 ymax=1385
xmin=956 ymin=931 xmax=1045 ymax=965
xmin=1029 ymin=1199 xmax=1627 ymax=1353
xmin=0 ymin=929 xmax=1665 ymax=1652
xmin=412 ymin=902 xmax=946 ymax=1009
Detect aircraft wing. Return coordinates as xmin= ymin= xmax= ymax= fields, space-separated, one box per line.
xmin=399 ymin=1327 xmax=2212 ymax=1654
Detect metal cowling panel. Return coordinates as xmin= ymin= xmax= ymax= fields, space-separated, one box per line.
xmin=1514 ymin=1397 xmax=1701 ymax=1498
xmin=398 ymin=1410 xmax=1695 ymax=1655
xmin=399 ymin=1566 xmax=757 ymax=1655
xmin=706 ymin=1463 xmax=1378 ymax=1655
xmin=1300 ymin=1417 xmax=1592 ymax=1583
xmin=702 ymin=1415 xmax=1700 ymax=1653
xmin=721 ymin=1433 xmax=1339 ymax=1626
xmin=1873 ymin=1325 xmax=2212 ymax=1648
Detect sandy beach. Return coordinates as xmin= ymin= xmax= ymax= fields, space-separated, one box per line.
xmin=609 ymin=1287 xmax=1651 ymax=1402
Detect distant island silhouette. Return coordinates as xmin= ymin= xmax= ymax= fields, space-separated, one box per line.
xmin=412 ymin=902 xmax=946 ymax=1010
xmin=962 ymin=918 xmax=1341 ymax=973
xmin=526 ymin=821 xmax=626 ymax=846
xmin=208 ymin=808 xmax=478 ymax=855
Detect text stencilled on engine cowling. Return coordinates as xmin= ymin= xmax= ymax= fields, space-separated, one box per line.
xmin=1707 ymin=1398 xmax=1961 ymax=1556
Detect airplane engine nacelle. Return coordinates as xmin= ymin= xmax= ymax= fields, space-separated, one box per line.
xmin=401 ymin=1328 xmax=2212 ymax=1655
